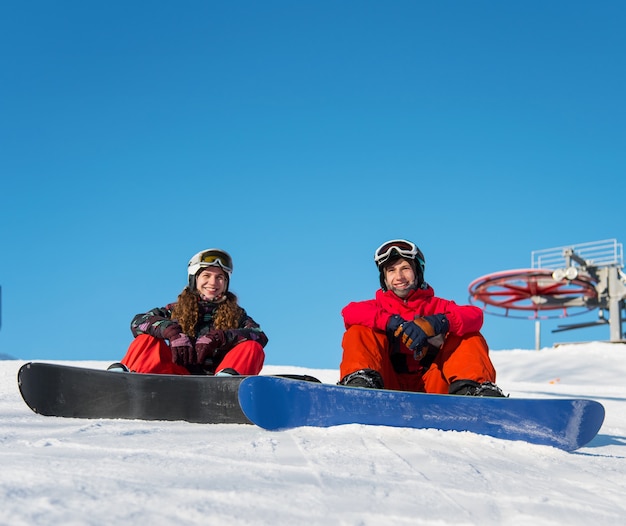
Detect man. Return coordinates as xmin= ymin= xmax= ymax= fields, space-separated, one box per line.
xmin=338 ymin=239 xmax=505 ymax=397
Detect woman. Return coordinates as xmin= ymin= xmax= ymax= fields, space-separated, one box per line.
xmin=111 ymin=248 xmax=267 ymax=375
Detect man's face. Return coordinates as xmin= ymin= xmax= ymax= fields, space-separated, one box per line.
xmin=384 ymin=258 xmax=416 ymax=298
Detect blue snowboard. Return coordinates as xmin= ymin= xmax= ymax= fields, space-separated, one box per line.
xmin=238 ymin=376 xmax=605 ymax=451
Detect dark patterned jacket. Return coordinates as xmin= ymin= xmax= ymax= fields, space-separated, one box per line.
xmin=130 ymin=300 xmax=269 ymax=351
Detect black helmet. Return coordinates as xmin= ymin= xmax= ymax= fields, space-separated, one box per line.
xmin=374 ymin=239 xmax=425 ymax=291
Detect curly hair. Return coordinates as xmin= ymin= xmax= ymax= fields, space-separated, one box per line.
xmin=171 ymin=288 xmax=244 ymax=336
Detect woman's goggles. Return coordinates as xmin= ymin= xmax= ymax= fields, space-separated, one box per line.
xmin=374 ymin=239 xmax=419 ymax=268
xmin=187 ymin=249 xmax=234 ymax=278
xmin=198 ymin=251 xmax=233 ymax=274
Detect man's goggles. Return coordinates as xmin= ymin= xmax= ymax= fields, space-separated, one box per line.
xmin=374 ymin=239 xmax=420 ymax=268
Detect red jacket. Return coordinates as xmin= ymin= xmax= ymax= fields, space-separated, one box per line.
xmin=342 ymin=285 xmax=483 ymax=336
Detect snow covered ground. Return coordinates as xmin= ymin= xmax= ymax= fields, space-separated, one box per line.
xmin=1 ymin=342 xmax=625 ymax=525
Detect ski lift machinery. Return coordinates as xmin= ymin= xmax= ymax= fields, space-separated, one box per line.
xmin=468 ymin=239 xmax=626 ymax=349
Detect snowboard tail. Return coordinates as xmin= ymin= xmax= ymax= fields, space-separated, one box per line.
xmin=18 ymin=362 xmax=251 ymax=424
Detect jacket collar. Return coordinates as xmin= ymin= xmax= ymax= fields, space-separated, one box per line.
xmin=376 ymin=284 xmax=434 ymax=303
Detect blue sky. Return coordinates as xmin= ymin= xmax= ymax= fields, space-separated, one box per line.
xmin=1 ymin=1 xmax=625 ymax=368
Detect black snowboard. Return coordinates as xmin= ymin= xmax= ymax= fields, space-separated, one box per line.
xmin=18 ymin=362 xmax=251 ymax=424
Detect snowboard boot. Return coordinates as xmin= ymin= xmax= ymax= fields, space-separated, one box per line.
xmin=449 ymin=379 xmax=507 ymax=397
xmin=107 ymin=362 xmax=130 ymax=373
xmin=339 ymin=369 xmax=384 ymax=389
xmin=215 ymin=368 xmax=239 ymax=376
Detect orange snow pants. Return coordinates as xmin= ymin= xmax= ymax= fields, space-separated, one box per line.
xmin=339 ymin=325 xmax=496 ymax=393
xmin=120 ymin=334 xmax=265 ymax=375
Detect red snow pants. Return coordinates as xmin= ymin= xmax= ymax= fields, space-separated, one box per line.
xmin=339 ymin=325 xmax=496 ymax=393
xmin=120 ymin=334 xmax=265 ymax=375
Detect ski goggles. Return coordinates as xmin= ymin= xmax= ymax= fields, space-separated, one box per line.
xmin=199 ymin=251 xmax=233 ymax=273
xmin=374 ymin=239 xmax=420 ymax=268
xmin=189 ymin=249 xmax=233 ymax=277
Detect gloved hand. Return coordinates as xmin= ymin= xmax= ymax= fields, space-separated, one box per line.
xmin=195 ymin=330 xmax=226 ymax=364
xmin=387 ymin=315 xmax=425 ymax=355
xmin=163 ymin=322 xmax=184 ymax=342
xmin=386 ymin=315 xmax=405 ymax=333
xmin=162 ymin=323 xmax=195 ymax=365
xmin=419 ymin=314 xmax=449 ymax=337
xmin=392 ymin=314 xmax=449 ymax=360
xmin=169 ymin=333 xmax=196 ymax=365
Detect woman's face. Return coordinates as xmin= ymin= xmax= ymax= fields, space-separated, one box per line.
xmin=195 ymin=266 xmax=227 ymax=301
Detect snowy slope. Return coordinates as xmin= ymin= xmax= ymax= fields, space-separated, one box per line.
xmin=1 ymin=342 xmax=625 ymax=525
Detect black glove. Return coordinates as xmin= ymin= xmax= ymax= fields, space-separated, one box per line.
xmin=195 ymin=330 xmax=226 ymax=364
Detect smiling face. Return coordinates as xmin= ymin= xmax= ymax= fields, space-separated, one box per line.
xmin=195 ymin=266 xmax=228 ymax=301
xmin=383 ymin=257 xmax=417 ymax=298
